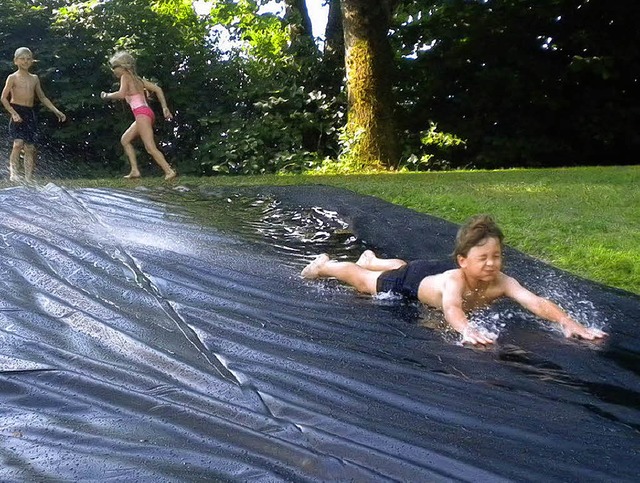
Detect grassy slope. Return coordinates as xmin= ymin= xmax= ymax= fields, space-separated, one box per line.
xmin=10 ymin=165 xmax=639 ymax=294
xmin=316 ymin=167 xmax=639 ymax=295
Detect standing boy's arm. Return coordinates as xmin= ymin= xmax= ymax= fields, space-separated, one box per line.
xmin=441 ymin=274 xmax=497 ymax=345
xmin=1 ymin=76 xmax=21 ymax=122
xmin=34 ymin=76 xmax=66 ymax=122
xmin=503 ymin=276 xmax=607 ymax=340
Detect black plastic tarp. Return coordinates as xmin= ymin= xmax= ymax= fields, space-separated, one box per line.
xmin=0 ymin=183 xmax=638 ymax=482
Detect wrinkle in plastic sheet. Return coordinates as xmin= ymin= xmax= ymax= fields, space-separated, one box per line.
xmin=0 ymin=183 xmax=638 ymax=482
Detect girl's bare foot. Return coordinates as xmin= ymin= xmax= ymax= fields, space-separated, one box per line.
xmin=356 ymin=250 xmax=375 ymax=268
xmin=301 ymin=254 xmax=330 ymax=279
xmin=124 ymin=172 xmax=141 ymax=179
xmin=164 ymin=170 xmax=177 ymax=181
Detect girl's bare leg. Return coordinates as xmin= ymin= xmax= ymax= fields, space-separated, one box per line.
xmin=356 ymin=250 xmax=406 ymax=271
xmin=121 ymin=122 xmax=141 ymax=178
xmin=137 ymin=117 xmax=176 ymax=180
xmin=301 ymin=254 xmax=381 ymax=294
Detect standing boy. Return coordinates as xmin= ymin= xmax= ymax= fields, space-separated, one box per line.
xmin=1 ymin=47 xmax=66 ymax=181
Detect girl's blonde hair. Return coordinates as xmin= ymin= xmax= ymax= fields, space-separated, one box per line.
xmin=109 ymin=51 xmax=146 ymax=92
xmin=110 ymin=51 xmax=139 ymax=76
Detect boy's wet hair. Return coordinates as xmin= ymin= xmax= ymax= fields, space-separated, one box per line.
xmin=452 ymin=214 xmax=504 ymax=260
xmin=14 ymin=47 xmax=33 ymax=59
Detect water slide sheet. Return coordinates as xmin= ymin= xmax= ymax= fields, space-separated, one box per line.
xmin=0 ymin=183 xmax=638 ymax=482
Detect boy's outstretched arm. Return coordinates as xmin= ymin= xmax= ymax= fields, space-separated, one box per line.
xmin=441 ymin=276 xmax=497 ymax=345
xmin=503 ymin=276 xmax=607 ymax=340
xmin=34 ymin=77 xmax=65 ymax=122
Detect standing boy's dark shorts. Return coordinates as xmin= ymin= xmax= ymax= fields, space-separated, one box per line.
xmin=376 ymin=259 xmax=456 ymax=299
xmin=8 ymin=103 xmax=39 ymax=144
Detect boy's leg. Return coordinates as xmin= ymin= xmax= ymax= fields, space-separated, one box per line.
xmin=9 ymin=139 xmax=24 ymax=181
xmin=356 ymin=250 xmax=407 ymax=271
xmin=23 ymin=144 xmax=36 ymax=181
xmin=301 ymin=254 xmax=381 ymax=294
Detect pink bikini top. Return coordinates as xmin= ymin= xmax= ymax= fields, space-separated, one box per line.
xmin=125 ymin=92 xmax=148 ymax=109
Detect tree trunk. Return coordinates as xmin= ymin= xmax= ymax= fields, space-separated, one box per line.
xmin=325 ymin=0 xmax=344 ymax=61
xmin=341 ymin=0 xmax=400 ymax=168
xmin=319 ymin=0 xmax=345 ymax=95
xmin=284 ymin=0 xmax=317 ymax=54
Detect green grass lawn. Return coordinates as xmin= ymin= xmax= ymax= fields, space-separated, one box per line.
xmin=6 ymin=165 xmax=639 ymax=294
xmin=318 ymin=167 xmax=639 ymax=295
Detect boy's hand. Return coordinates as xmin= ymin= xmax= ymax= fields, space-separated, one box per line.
xmin=56 ymin=111 xmax=66 ymax=122
xmin=11 ymin=112 xmax=22 ymax=123
xmin=560 ymin=318 xmax=608 ymax=340
xmin=462 ymin=326 xmax=498 ymax=345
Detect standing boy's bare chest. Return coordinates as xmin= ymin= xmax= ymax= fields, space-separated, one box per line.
xmin=11 ymin=74 xmax=37 ymax=102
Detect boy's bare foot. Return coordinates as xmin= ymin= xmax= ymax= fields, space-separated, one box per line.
xmin=164 ymin=170 xmax=177 ymax=181
xmin=356 ymin=250 xmax=375 ymax=268
xmin=124 ymin=172 xmax=141 ymax=179
xmin=301 ymin=254 xmax=330 ymax=279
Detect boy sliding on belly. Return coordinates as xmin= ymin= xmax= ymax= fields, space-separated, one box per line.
xmin=301 ymin=214 xmax=607 ymax=345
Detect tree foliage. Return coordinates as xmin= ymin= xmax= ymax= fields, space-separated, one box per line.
xmin=392 ymin=0 xmax=640 ymax=168
xmin=1 ymin=0 xmax=637 ymax=177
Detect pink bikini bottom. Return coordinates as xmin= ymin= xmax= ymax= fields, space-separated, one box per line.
xmin=132 ymin=105 xmax=155 ymax=123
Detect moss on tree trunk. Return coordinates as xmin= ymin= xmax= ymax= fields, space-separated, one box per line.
xmin=342 ymin=0 xmax=399 ymax=169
